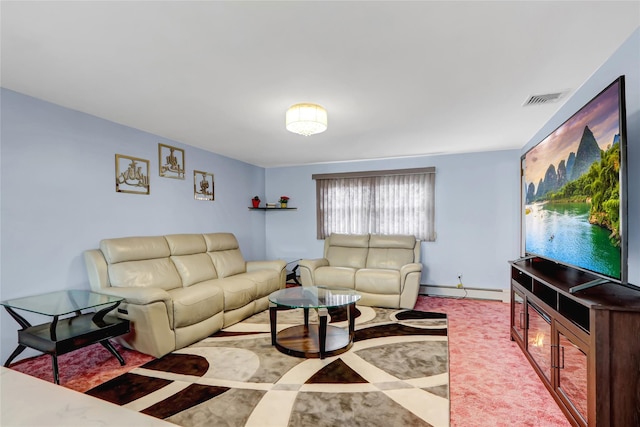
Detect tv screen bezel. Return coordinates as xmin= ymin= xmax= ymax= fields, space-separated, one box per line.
xmin=520 ymin=75 xmax=628 ymax=285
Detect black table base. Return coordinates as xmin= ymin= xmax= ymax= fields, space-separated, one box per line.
xmin=3 ymin=302 xmax=129 ymax=384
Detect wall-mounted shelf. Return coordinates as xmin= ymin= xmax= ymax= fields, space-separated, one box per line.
xmin=248 ymin=207 xmax=297 ymax=211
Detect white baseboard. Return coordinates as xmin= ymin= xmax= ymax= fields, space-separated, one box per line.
xmin=419 ymin=284 xmax=510 ymax=303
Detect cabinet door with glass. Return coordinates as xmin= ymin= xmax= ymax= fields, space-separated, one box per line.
xmin=527 ymin=302 xmax=553 ymax=384
xmin=511 ymin=286 xmax=527 ymax=347
xmin=553 ymin=320 xmax=588 ymax=427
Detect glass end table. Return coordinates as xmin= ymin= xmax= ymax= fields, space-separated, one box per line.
xmin=268 ymin=286 xmax=360 ymax=359
xmin=1 ymin=290 xmax=130 ymax=384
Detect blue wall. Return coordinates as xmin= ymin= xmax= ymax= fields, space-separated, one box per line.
xmin=0 ymin=89 xmax=266 ymax=361
xmin=264 ymin=150 xmax=520 ymax=290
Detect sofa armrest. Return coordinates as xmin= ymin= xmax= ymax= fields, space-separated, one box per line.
xmin=246 ymin=260 xmax=287 ymax=273
xmin=400 ymin=263 xmax=423 ymax=285
xmin=399 ymin=262 xmax=423 ymax=309
xmin=298 ymin=258 xmax=329 ymax=286
xmin=96 ymin=286 xmax=172 ymax=307
xmin=97 ymin=287 xmax=174 ymax=328
xmin=299 ymin=258 xmax=329 ymax=270
xmin=84 ymin=249 xmax=109 ymax=292
xmin=95 ymin=287 xmax=176 ymax=357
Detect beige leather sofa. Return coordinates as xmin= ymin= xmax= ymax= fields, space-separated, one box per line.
xmin=299 ymin=234 xmax=422 ymax=309
xmin=84 ymin=233 xmax=286 ymax=357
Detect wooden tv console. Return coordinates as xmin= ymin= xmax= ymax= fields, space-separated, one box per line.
xmin=509 ymin=257 xmax=640 ymax=427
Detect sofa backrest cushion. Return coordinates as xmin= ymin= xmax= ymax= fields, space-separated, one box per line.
xmin=203 ymin=233 xmax=239 ymax=251
xmin=164 ymin=234 xmax=218 ymax=286
xmin=171 ymin=253 xmax=218 ymax=286
xmin=100 ymin=236 xmax=182 ymax=290
xmin=203 ymin=232 xmax=246 ymax=277
xmin=366 ymin=234 xmax=417 ymax=270
xmin=325 ymin=234 xmax=370 ymax=269
xmin=208 ymin=250 xmax=246 ymax=278
xmin=165 ymin=234 xmax=207 ymax=256
xmin=108 ymin=258 xmax=182 ymax=290
xmin=100 ymin=236 xmax=170 ymax=264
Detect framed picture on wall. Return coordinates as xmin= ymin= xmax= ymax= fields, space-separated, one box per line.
xmin=194 ymin=170 xmax=214 ymax=201
xmin=158 ymin=143 xmax=185 ymax=179
xmin=115 ymin=154 xmax=150 ymax=195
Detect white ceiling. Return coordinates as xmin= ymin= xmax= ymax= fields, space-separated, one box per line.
xmin=2 ymin=1 xmax=639 ymax=168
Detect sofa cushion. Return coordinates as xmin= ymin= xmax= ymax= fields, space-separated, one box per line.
xmin=164 ymin=234 xmax=207 ymax=256
xmin=100 ymin=236 xmax=170 ymax=264
xmin=243 ymin=270 xmax=281 ymax=299
xmin=356 ymin=269 xmax=401 ymax=294
xmin=208 ymin=249 xmax=246 ymax=277
xmin=315 ymin=266 xmax=357 ymax=288
xmin=171 ymin=253 xmax=218 ymax=286
xmin=167 ymin=282 xmax=224 ymax=328
xmin=203 ymin=233 xmax=240 ymax=251
xmin=325 ymin=234 xmax=370 ymax=269
xmin=366 ymin=235 xmax=416 ymax=270
xmin=210 ymin=276 xmax=257 ymax=311
xmin=368 ymin=234 xmax=416 ymax=249
xmin=366 ymin=248 xmax=415 ymax=270
xmin=326 ymin=247 xmax=368 ymax=269
xmin=328 ymin=233 xmax=370 ymax=248
xmin=108 ymin=258 xmax=182 ymax=290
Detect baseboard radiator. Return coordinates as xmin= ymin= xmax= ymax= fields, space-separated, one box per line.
xmin=419 ymin=284 xmax=509 ymax=303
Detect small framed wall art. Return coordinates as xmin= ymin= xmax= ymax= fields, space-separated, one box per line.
xmin=158 ymin=143 xmax=185 ymax=179
xmin=194 ymin=170 xmax=214 ymax=201
xmin=115 ymin=154 xmax=150 ymax=195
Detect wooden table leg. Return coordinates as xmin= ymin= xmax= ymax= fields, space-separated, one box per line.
xmin=3 ymin=306 xmax=31 ymax=367
xmin=51 ymin=354 xmax=59 ymax=385
xmin=4 ymin=344 xmax=27 ymax=367
xmin=269 ymin=303 xmax=277 ymax=346
xmin=100 ymin=340 xmax=125 ymax=365
xmin=348 ymin=303 xmax=356 ymax=341
xmin=318 ymin=307 xmax=328 ymax=359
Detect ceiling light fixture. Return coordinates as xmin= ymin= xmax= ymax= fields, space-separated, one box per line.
xmin=285 ymin=103 xmax=327 ymax=136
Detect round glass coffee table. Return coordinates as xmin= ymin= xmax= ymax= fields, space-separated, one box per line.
xmin=269 ymin=286 xmax=360 ymax=359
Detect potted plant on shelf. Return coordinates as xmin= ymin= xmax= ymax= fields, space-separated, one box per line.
xmin=252 ymin=196 xmax=261 ymax=208
xmin=279 ymin=196 xmax=290 ymax=208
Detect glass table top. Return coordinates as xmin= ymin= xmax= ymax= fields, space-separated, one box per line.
xmin=0 ymin=290 xmax=123 ymax=317
xmin=269 ymin=286 xmax=360 ymax=309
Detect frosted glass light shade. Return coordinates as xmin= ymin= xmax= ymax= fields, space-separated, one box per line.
xmin=286 ymin=103 xmax=327 ymax=136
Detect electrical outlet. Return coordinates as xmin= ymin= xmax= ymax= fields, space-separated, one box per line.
xmin=457 ymin=274 xmax=463 ymax=288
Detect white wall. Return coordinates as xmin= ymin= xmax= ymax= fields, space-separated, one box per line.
xmin=264 ymin=149 xmax=521 ymax=290
xmin=521 ymin=28 xmax=640 ymax=285
xmin=0 ymin=89 xmax=266 ymax=362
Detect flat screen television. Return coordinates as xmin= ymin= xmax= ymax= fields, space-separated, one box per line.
xmin=521 ymin=76 xmax=628 ymax=290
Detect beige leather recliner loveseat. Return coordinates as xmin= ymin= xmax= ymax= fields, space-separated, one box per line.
xmin=298 ymin=233 xmax=422 ymax=309
xmin=84 ymin=233 xmax=286 ymax=357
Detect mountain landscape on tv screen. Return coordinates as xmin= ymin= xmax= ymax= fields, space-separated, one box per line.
xmin=525 ymin=127 xmax=621 ymax=245
xmin=526 ymin=126 xmax=604 ymax=202
xmin=524 ymin=78 xmax=623 ymax=280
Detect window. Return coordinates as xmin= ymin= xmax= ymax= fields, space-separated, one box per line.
xmin=313 ymin=167 xmax=435 ymax=241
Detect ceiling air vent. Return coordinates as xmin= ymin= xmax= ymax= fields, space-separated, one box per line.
xmin=522 ymin=91 xmax=568 ymax=107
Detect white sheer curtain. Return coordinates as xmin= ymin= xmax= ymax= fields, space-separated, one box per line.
xmin=314 ymin=168 xmax=435 ymax=241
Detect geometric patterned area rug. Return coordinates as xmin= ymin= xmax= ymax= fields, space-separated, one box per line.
xmin=86 ymin=306 xmax=449 ymax=427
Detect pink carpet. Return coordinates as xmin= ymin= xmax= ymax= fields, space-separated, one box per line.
xmin=9 ymin=296 xmax=571 ymax=426
xmin=415 ymin=296 xmax=570 ymax=427
xmin=9 ymin=342 xmax=153 ymax=392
